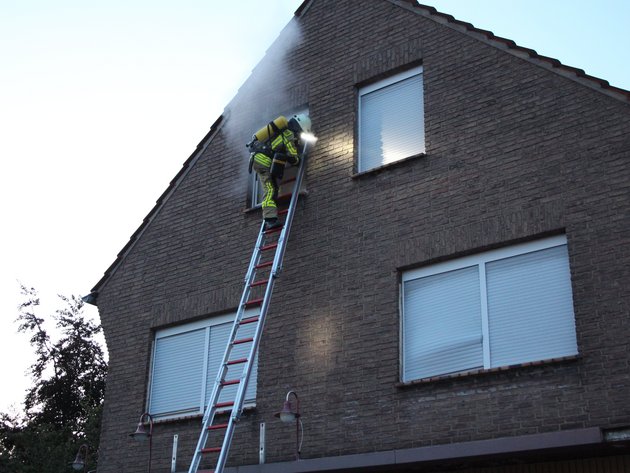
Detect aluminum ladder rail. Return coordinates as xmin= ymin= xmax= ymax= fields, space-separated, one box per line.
xmin=187 ymin=143 xmax=312 ymax=473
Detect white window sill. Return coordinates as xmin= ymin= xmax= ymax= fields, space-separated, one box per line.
xmin=396 ymin=354 xmax=580 ymax=388
xmin=353 ymin=153 xmax=426 ymax=179
xmin=150 ymin=404 xmax=257 ymax=424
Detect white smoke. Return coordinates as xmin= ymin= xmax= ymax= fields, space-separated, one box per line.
xmin=220 ymin=18 xmax=304 ymax=196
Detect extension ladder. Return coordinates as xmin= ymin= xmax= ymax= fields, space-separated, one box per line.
xmin=187 ymin=143 xmax=311 ymax=473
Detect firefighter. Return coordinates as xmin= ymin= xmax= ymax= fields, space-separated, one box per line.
xmin=249 ymin=113 xmax=312 ymax=230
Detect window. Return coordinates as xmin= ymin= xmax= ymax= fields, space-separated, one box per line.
xmin=358 ymin=66 xmax=425 ymax=173
xmin=401 ymin=235 xmax=578 ymax=382
xmin=148 ymin=310 xmax=258 ymax=419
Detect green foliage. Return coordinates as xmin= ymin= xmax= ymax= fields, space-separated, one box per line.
xmin=0 ymin=285 xmax=107 ymax=473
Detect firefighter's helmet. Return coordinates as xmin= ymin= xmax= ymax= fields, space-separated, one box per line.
xmin=288 ymin=114 xmax=312 ymax=134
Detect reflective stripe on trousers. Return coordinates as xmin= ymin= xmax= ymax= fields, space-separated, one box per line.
xmin=252 ymin=159 xmax=278 ymax=220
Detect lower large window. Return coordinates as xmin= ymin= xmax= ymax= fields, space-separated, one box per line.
xmin=148 ymin=311 xmax=258 ymax=419
xmin=401 ymin=235 xmax=578 ymax=382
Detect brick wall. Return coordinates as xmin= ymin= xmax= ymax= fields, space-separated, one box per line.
xmin=95 ymin=1 xmax=630 ymax=471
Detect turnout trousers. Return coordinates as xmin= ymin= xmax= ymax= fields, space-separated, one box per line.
xmin=252 ymin=154 xmax=278 ymax=220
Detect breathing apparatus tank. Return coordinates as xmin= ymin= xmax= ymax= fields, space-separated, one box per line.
xmin=247 ymin=115 xmax=289 ymax=174
xmin=253 ymin=115 xmax=288 ymax=142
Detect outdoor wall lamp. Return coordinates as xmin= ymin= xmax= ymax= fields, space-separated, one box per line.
xmin=129 ymin=412 xmax=154 ymax=473
xmin=274 ymin=391 xmax=303 ymax=460
xmin=71 ymin=443 xmax=89 ymax=472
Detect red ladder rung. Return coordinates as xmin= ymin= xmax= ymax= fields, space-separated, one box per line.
xmin=234 ymin=337 xmax=254 ymax=345
xmin=255 ymin=261 xmax=273 ymax=269
xmin=201 ymin=447 xmax=222 ymax=454
xmin=221 ymin=379 xmax=241 ymax=386
xmin=227 ymin=357 xmax=248 ymax=365
xmin=215 ymin=401 xmax=234 ymax=408
xmin=244 ymin=297 xmax=263 ymax=307
xmin=280 ymin=177 xmax=296 ymax=185
xmin=278 ymin=208 xmax=289 ymax=216
xmin=264 ymin=225 xmax=283 ymax=235
xmin=260 ymin=242 xmax=278 ymax=251
xmin=208 ymin=423 xmax=228 ymax=431
xmin=277 ymin=192 xmax=292 ymax=202
xmin=240 ymin=316 xmax=259 ymax=325
xmin=250 ymin=279 xmax=269 ymax=287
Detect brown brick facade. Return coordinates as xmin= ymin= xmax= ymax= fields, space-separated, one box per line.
xmin=94 ymin=1 xmax=630 ymax=472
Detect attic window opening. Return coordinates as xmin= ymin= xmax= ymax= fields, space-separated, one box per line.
xmin=358 ymin=66 xmax=425 ymax=173
xmin=250 ymin=107 xmax=309 ymax=209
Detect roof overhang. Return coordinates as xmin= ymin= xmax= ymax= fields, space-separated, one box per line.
xmin=223 ymin=427 xmax=630 ymax=473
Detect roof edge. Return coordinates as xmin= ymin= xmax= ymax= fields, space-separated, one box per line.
xmin=295 ymin=0 xmax=314 ymax=17
xmin=390 ymin=0 xmax=630 ymax=104
xmin=89 ymin=0 xmax=629 ymax=301
xmin=90 ymin=114 xmax=225 ymax=297
xmin=90 ymin=3 xmax=308 ymax=299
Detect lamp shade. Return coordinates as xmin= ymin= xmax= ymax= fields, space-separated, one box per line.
xmin=130 ymin=421 xmax=151 ymax=441
xmin=71 ymin=456 xmax=85 ymax=471
xmin=275 ymin=400 xmax=299 ymax=423
xmin=71 ymin=445 xmax=88 ymax=471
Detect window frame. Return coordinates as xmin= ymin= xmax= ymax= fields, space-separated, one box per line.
xmin=400 ymin=235 xmax=578 ymax=383
xmin=147 ymin=310 xmax=258 ymax=420
xmin=357 ymin=65 xmax=425 ymax=173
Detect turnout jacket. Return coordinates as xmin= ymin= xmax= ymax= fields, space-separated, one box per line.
xmin=253 ymin=129 xmax=299 ymax=167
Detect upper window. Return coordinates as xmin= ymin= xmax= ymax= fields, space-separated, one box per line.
xmin=148 ymin=310 xmax=258 ymax=419
xmin=401 ymin=235 xmax=578 ymax=383
xmin=358 ymin=66 xmax=425 ymax=173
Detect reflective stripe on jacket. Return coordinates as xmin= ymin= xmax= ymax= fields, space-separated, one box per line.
xmin=270 ymin=129 xmax=299 ymax=160
xmin=253 ymin=129 xmax=298 ymax=169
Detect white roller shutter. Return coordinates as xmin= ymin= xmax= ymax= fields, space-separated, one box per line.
xmin=149 ymin=328 xmax=206 ymax=416
xmin=403 ymin=265 xmax=483 ymax=381
xmin=486 ymin=245 xmax=578 ymax=367
xmin=149 ymin=310 xmax=259 ymax=419
xmin=359 ymin=68 xmax=425 ymax=172
xmin=401 ymin=236 xmax=577 ymax=382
